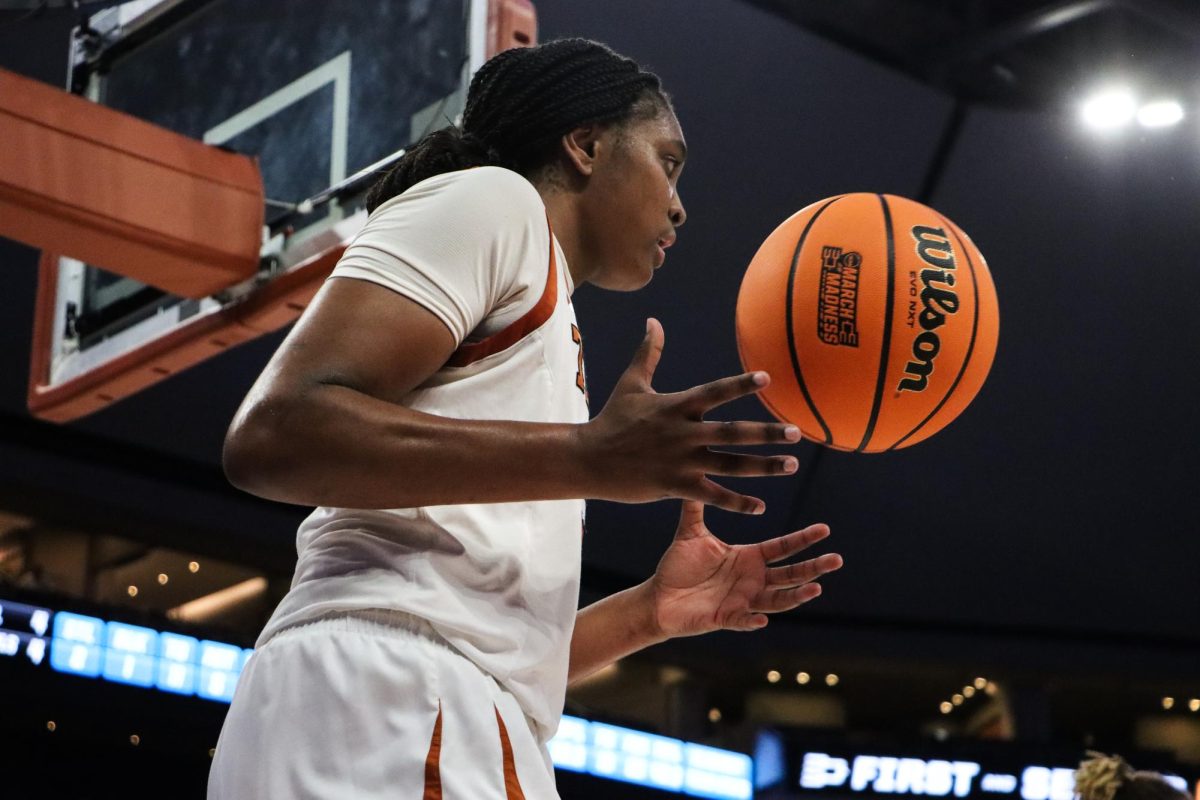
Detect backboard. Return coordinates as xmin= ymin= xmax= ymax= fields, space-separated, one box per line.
xmin=27 ymin=0 xmax=536 ymax=422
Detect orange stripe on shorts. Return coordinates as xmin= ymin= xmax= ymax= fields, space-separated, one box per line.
xmin=423 ymin=703 xmax=443 ymax=800
xmin=494 ymin=705 xmax=527 ymax=800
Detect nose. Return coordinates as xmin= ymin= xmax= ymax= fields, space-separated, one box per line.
xmin=669 ymin=189 xmax=686 ymax=228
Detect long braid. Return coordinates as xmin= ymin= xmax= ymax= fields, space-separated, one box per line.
xmin=364 ymin=39 xmax=666 ymax=213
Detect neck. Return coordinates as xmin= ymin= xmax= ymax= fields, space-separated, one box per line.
xmin=537 ymin=184 xmax=597 ymax=289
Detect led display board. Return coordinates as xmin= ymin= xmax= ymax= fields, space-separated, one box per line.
xmin=552 ymin=715 xmax=754 ymax=799
xmin=772 ymin=745 xmax=1195 ymax=800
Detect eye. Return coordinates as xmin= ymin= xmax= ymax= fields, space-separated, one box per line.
xmin=663 ymin=156 xmax=681 ymax=176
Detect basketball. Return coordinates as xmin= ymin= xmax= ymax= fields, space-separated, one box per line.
xmin=735 ymin=193 xmax=999 ymax=452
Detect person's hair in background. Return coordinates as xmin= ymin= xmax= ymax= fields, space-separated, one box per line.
xmin=1075 ymin=752 xmax=1190 ymax=800
xmin=364 ymin=38 xmax=670 ymax=212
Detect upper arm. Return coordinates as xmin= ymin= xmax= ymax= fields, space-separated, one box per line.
xmin=259 ymin=276 xmax=458 ymax=405
xmin=225 ymin=167 xmax=546 ymax=462
xmin=252 ymin=169 xmax=547 ymax=400
xmin=221 ymin=275 xmax=457 ymax=490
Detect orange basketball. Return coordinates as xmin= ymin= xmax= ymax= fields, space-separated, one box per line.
xmin=735 ymin=194 xmax=999 ymax=452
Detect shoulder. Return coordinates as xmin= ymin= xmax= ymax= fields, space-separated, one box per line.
xmin=371 ymin=167 xmax=545 ymax=225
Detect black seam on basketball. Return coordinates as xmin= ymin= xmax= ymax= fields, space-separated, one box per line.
xmin=735 ymin=320 xmax=794 ymax=430
xmin=856 ymin=195 xmax=896 ymax=452
xmin=887 ymin=214 xmax=980 ymax=451
xmin=785 ymin=197 xmax=842 ymax=445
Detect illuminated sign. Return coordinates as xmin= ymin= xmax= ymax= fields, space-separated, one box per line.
xmin=549 ymin=715 xmax=753 ymax=800
xmin=793 ymin=751 xmax=1192 ymax=800
xmin=103 ymin=621 xmax=158 ymax=687
xmin=196 ymin=640 xmax=243 ymax=702
xmin=0 ymin=599 xmax=53 ymax=667
xmin=48 ymin=615 xmax=252 ymax=702
xmin=157 ymin=632 xmax=199 ymax=695
xmin=801 ymin=753 xmax=981 ymax=797
xmin=0 ymin=595 xmax=253 ymax=704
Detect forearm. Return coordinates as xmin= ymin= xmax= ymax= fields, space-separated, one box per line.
xmin=568 ymin=581 xmax=667 ymax=686
xmin=225 ymin=383 xmax=593 ymax=508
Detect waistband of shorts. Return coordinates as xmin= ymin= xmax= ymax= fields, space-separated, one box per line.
xmin=261 ymin=608 xmax=451 ymax=652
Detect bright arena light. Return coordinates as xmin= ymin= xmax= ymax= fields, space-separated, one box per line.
xmin=1080 ymin=88 xmax=1137 ymax=130
xmin=1137 ymin=100 xmax=1184 ymax=128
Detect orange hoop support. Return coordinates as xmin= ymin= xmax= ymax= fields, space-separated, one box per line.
xmin=0 ymin=67 xmax=263 ymax=299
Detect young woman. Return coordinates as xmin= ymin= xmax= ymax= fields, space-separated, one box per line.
xmin=209 ymin=38 xmax=842 ymax=799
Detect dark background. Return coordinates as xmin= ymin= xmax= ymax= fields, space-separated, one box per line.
xmin=1 ymin=0 xmax=1197 ymax=688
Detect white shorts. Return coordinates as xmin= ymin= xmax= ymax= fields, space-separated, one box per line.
xmin=207 ymin=610 xmax=560 ymax=799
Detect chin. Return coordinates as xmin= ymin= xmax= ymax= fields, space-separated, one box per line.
xmin=595 ymin=263 xmax=656 ymax=291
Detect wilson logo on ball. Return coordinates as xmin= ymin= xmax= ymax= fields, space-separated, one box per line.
xmin=817 ymin=246 xmax=861 ymax=347
xmin=898 ymin=226 xmax=960 ymax=393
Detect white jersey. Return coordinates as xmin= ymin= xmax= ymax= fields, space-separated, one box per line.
xmin=256 ymin=167 xmax=590 ymax=740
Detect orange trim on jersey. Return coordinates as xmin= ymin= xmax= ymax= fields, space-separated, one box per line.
xmin=446 ymin=217 xmax=558 ymax=368
xmin=423 ymin=704 xmax=444 ymax=800
xmin=494 ymin=705 xmax=528 ymax=800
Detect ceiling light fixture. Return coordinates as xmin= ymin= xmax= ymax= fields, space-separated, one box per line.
xmin=1080 ymin=88 xmax=1137 ymax=130
xmin=1137 ymin=100 xmax=1184 ymax=128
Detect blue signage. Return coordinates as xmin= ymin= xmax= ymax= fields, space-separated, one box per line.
xmin=548 ymin=715 xmax=752 ymax=800
xmin=50 ymin=612 xmax=106 ymax=678
xmin=27 ymin=602 xmax=249 ymax=702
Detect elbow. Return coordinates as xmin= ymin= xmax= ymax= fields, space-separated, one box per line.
xmin=222 ymin=401 xmax=294 ymax=499
xmin=222 ymin=421 xmax=269 ymax=496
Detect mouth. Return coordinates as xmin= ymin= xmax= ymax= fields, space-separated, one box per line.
xmin=654 ymin=235 xmax=675 ymax=269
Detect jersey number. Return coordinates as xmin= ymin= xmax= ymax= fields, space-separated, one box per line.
xmin=571 ymin=324 xmax=588 ymax=402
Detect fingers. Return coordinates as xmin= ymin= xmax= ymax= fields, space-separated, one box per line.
xmin=750 ymin=582 xmax=824 ymax=614
xmin=767 ymin=553 xmax=844 ymax=588
xmin=758 ymin=523 xmax=831 ymax=564
xmin=675 ymin=500 xmax=706 ymax=533
xmin=701 ymin=420 xmax=801 ymax=446
xmin=679 ymin=370 xmax=771 ymax=415
xmin=729 ymin=575 xmax=837 ymax=629
xmin=616 ymin=318 xmax=664 ymax=393
xmin=703 ymin=452 xmax=799 ymax=478
xmin=688 ymin=478 xmax=765 ymax=516
xmin=726 ymin=613 xmax=769 ymax=632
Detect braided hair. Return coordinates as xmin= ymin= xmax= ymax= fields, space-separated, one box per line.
xmin=1075 ymin=753 xmax=1188 ymax=800
xmin=364 ymin=38 xmax=668 ymax=213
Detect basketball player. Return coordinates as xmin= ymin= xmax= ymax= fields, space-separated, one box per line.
xmin=209 ymin=39 xmax=842 ymax=798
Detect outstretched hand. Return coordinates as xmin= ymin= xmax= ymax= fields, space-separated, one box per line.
xmin=649 ymin=501 xmax=843 ymax=637
xmin=582 ymin=318 xmax=803 ymax=515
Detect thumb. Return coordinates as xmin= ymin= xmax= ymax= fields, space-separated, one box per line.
xmin=617 ymin=318 xmax=664 ymax=393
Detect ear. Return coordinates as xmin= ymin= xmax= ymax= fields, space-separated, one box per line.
xmin=560 ymin=124 xmax=603 ymax=177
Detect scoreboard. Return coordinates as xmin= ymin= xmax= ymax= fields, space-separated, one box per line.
xmin=0 ymin=596 xmax=251 ymax=703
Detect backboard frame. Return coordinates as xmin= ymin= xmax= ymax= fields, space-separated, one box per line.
xmin=28 ymin=0 xmax=536 ymax=422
